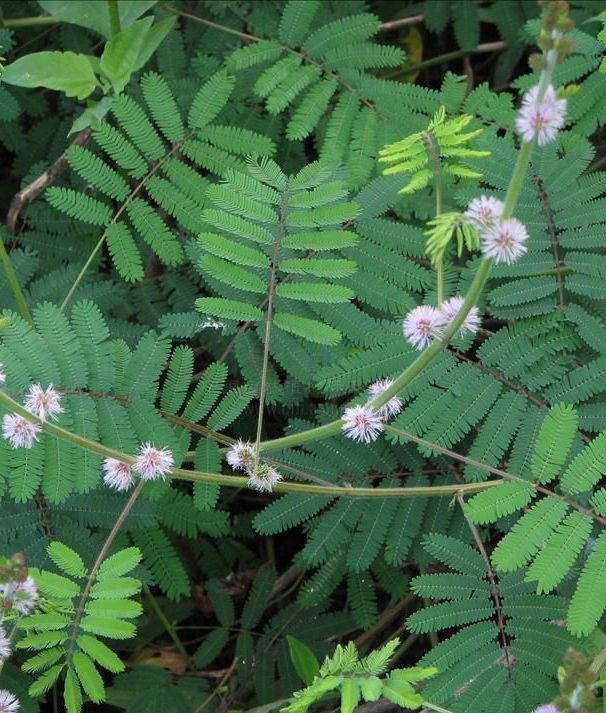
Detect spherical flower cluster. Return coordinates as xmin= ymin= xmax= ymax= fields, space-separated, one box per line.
xmin=226 ymin=440 xmax=256 ymax=471
xmin=0 ymin=690 xmax=19 ymax=713
xmin=2 ymin=414 xmax=40 ymax=449
xmin=341 ymin=405 xmax=384 ymax=444
xmin=0 ymin=576 xmax=38 ymax=616
xmin=532 ymin=705 xmax=559 ymax=713
xmin=464 ymin=196 xmax=503 ymax=230
xmin=132 ymin=443 xmax=174 ymax=481
xmin=439 ymin=296 xmax=481 ymax=337
xmin=23 ymin=384 xmax=63 ymax=422
xmin=0 ymin=626 xmax=11 ymax=662
xmin=247 ymin=463 xmax=282 ymax=493
xmin=367 ymin=379 xmax=403 ymax=420
xmin=403 ymin=305 xmax=445 ymax=351
xmin=516 ymin=84 xmax=566 ymax=146
xmin=102 ymin=459 xmax=134 ymax=492
xmin=481 ymin=218 xmax=529 ymax=265
xmin=0 ymin=363 xmax=5 ymax=385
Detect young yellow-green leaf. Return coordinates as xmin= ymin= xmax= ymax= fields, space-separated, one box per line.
xmin=287 ymin=635 xmax=320 ymax=685
xmin=29 ymin=664 xmax=64 ymax=697
xmin=381 ymin=677 xmax=422 ymax=709
xmin=21 ymin=647 xmax=65 ymax=674
xmin=64 ymin=666 xmax=83 ymax=713
xmin=80 ymin=615 xmax=136 ymax=639
xmin=36 ymin=571 xmax=81 ymax=600
xmin=96 ymin=547 xmax=142 ymax=580
xmin=340 ymin=679 xmax=361 ymax=713
xmin=89 ymin=577 xmax=141 ymax=600
xmin=359 ymin=676 xmax=382 ymax=702
xmin=77 ymin=635 xmax=125 ymax=673
xmin=72 ymin=652 xmax=105 ymax=703
xmin=85 ymin=598 xmax=142 ymax=619
xmin=2 ymin=52 xmax=98 ymax=99
xmin=47 ymin=542 xmax=87 ymax=579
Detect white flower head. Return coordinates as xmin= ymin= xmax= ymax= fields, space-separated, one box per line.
xmin=0 ymin=626 xmax=11 ymax=662
xmin=7 ymin=576 xmax=39 ymax=616
xmin=102 ymin=458 xmax=134 ymax=492
xmin=464 ymin=196 xmax=504 ymax=231
xmin=531 ymin=706 xmax=559 ymax=713
xmin=481 ymin=218 xmax=529 ymax=264
xmin=226 ymin=440 xmax=256 ymax=471
xmin=341 ymin=405 xmax=384 ymax=444
xmin=440 ymin=296 xmax=481 ymax=337
xmin=132 ymin=443 xmax=174 ymax=481
xmin=368 ymin=379 xmax=403 ymax=420
xmin=0 ymin=690 xmax=19 ymax=713
xmin=516 ymin=84 xmax=566 ymax=146
xmin=0 ymin=364 xmax=6 ymax=385
xmin=403 ymin=305 xmax=445 ymax=351
xmin=247 ymin=463 xmax=282 ymax=493
xmin=2 ymin=414 xmax=41 ymax=449
xmin=23 ymin=384 xmax=63 ymax=422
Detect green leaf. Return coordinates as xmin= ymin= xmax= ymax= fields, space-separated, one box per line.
xmin=97 ymin=547 xmax=142 ymax=580
xmin=99 ymin=17 xmax=154 ymax=94
xmin=47 ymin=542 xmax=87 ymax=579
xmin=77 ymin=635 xmax=125 ymax=673
xmin=273 ymin=312 xmax=341 ymax=345
xmin=64 ymin=667 xmax=83 ymax=713
xmin=2 ymin=51 xmax=98 ymax=99
xmin=359 ymin=676 xmax=382 ymax=702
xmin=287 ymin=635 xmax=320 ymax=685
xmin=80 ymin=615 xmax=136 ymax=639
xmin=72 ymin=652 xmax=105 ymax=703
xmin=381 ymin=677 xmax=422 ymax=709
xmin=38 ymin=1 xmax=157 ymax=38
xmin=340 ymin=679 xmax=360 ymax=713
xmin=531 ymin=404 xmax=578 ymax=484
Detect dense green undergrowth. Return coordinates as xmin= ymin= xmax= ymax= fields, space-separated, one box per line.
xmin=1 ymin=1 xmax=606 ymax=712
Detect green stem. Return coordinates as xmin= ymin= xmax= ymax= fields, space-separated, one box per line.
xmin=144 ymin=587 xmax=189 ymax=662
xmin=424 ymin=703 xmax=454 ymax=713
xmin=107 ymin=0 xmax=121 ymax=37
xmin=0 ymin=237 xmax=33 ymax=325
xmin=0 ymin=15 xmax=59 ymax=28
xmin=0 ymin=388 xmax=500 ymax=499
xmin=60 ymin=235 xmax=105 ymax=312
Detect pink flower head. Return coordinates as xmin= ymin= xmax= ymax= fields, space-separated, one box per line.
xmin=341 ymin=405 xmax=384 ymax=443
xmin=532 ymin=705 xmax=559 ymax=713
xmin=0 ymin=690 xmax=19 ymax=713
xmin=132 ymin=443 xmax=174 ymax=481
xmin=1 ymin=575 xmax=39 ymax=616
xmin=464 ymin=196 xmax=504 ymax=231
xmin=368 ymin=379 xmax=403 ymax=420
xmin=2 ymin=414 xmax=41 ymax=449
xmin=516 ymin=84 xmax=566 ymax=146
xmin=481 ymin=218 xmax=528 ymax=264
xmin=247 ymin=464 xmax=282 ymax=493
xmin=226 ymin=440 xmax=256 ymax=471
xmin=0 ymin=626 xmax=10 ymax=662
xmin=403 ymin=305 xmax=445 ymax=350
xmin=440 ymin=296 xmax=481 ymax=337
xmin=102 ymin=458 xmax=134 ymax=492
xmin=0 ymin=364 xmax=6 ymax=385
xmin=23 ymin=384 xmax=63 ymax=422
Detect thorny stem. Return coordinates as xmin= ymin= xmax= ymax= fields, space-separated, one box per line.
xmin=66 ymin=480 xmax=144 ymax=659
xmin=0 ymin=388 xmax=499 ymax=499
xmin=254 ymin=190 xmax=289 ymax=468
xmin=457 ymin=493 xmax=513 ymax=671
xmin=0 ymin=236 xmax=33 ymax=325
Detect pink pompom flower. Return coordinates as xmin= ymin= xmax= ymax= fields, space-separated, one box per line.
xmin=516 ymin=84 xmax=566 ymax=146
xmin=0 ymin=690 xmax=19 ymax=713
xmin=464 ymin=196 xmax=504 ymax=230
xmin=2 ymin=414 xmax=41 ymax=449
xmin=226 ymin=440 xmax=256 ymax=471
xmin=247 ymin=464 xmax=282 ymax=493
xmin=481 ymin=218 xmax=529 ymax=264
xmin=403 ymin=305 xmax=445 ymax=350
xmin=341 ymin=405 xmax=384 ymax=444
xmin=102 ymin=459 xmax=134 ymax=492
xmin=440 ymin=296 xmax=481 ymax=337
xmin=368 ymin=379 xmax=403 ymax=420
xmin=132 ymin=443 xmax=174 ymax=481
xmin=23 ymin=384 xmax=63 ymax=422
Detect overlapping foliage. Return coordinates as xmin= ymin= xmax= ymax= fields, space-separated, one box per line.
xmin=1 ymin=1 xmax=606 ymax=713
